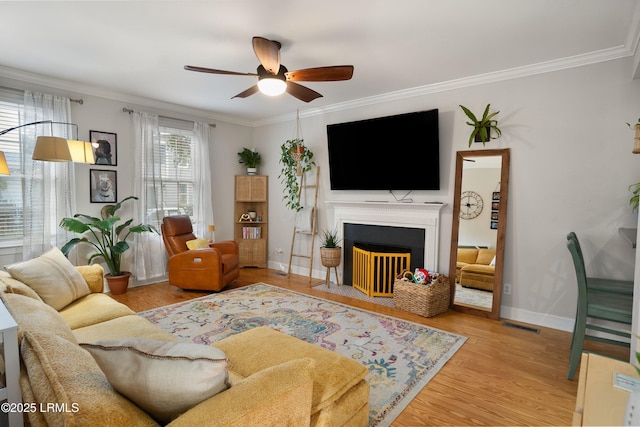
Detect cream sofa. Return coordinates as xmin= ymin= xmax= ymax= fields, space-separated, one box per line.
xmin=456 ymin=248 xmax=496 ymax=291
xmin=0 ymin=265 xmax=369 ymax=426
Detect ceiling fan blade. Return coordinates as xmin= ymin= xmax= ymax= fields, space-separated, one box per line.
xmin=285 ymin=65 xmax=354 ymax=82
xmin=184 ymin=65 xmax=257 ymax=76
xmin=252 ymin=36 xmax=281 ymax=75
xmin=286 ymin=82 xmax=323 ymax=103
xmin=232 ymin=85 xmax=260 ymax=99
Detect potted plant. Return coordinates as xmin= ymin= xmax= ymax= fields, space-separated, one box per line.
xmin=237 ymin=147 xmax=262 ymax=175
xmin=627 ymin=118 xmax=640 ymax=154
xmin=629 ymin=182 xmax=640 ymax=212
xmin=460 ymin=104 xmax=502 ymax=147
xmin=320 ymin=228 xmax=342 ymax=268
xmin=59 ymin=196 xmax=158 ymax=294
xmin=279 ymin=138 xmax=315 ymax=212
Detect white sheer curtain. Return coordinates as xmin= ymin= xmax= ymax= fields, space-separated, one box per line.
xmin=193 ymin=121 xmax=214 ymax=238
xmin=21 ymin=91 xmax=76 ymax=259
xmin=132 ymin=111 xmax=167 ymax=282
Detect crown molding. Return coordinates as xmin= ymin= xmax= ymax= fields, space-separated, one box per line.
xmin=0 ymin=65 xmax=255 ymax=127
xmin=255 ymin=44 xmax=635 ymax=127
xmin=0 ymin=43 xmax=635 ymax=129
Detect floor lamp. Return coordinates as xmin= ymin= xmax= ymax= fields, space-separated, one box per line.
xmin=0 ymin=120 xmax=95 ymax=163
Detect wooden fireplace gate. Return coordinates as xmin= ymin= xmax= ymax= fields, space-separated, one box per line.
xmin=352 ymin=246 xmax=410 ymax=297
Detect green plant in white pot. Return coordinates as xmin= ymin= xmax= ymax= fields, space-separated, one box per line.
xmin=237 ymin=147 xmax=262 ymax=175
xmin=460 ymin=104 xmax=502 ymax=147
xmin=279 ymin=138 xmax=315 ymax=212
xmin=59 ymin=196 xmax=158 ymax=294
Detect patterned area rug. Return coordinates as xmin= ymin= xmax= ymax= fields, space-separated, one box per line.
xmin=139 ymin=283 xmax=466 ymax=426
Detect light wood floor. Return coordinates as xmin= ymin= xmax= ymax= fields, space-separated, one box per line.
xmin=110 ymin=268 xmax=629 ymax=426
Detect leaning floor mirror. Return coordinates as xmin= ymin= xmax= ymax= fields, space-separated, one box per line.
xmin=449 ymin=148 xmax=510 ymax=320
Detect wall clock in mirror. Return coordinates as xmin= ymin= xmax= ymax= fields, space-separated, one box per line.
xmin=460 ymin=190 xmax=483 ymax=220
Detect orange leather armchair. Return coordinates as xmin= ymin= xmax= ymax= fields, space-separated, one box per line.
xmin=161 ymin=215 xmax=240 ymax=292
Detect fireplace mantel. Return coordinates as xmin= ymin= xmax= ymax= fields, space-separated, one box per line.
xmin=326 ymin=201 xmax=445 ymax=271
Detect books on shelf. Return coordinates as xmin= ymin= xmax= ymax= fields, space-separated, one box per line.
xmin=242 ymin=226 xmax=262 ymax=239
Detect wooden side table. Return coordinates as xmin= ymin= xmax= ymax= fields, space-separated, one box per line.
xmin=574 ymin=353 xmax=637 ymax=426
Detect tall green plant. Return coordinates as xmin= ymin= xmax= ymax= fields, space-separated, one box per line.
xmin=59 ymin=196 xmax=157 ymax=276
xmin=460 ymin=104 xmax=502 ymax=147
xmin=279 ymin=138 xmax=315 ymax=212
xmin=629 ymin=182 xmax=640 ymax=212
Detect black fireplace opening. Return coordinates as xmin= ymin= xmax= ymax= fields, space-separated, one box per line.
xmin=343 ymin=223 xmax=425 ymax=285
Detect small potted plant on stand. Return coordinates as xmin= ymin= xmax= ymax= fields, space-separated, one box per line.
xmin=279 ymin=138 xmax=315 ymax=212
xmin=237 ymin=147 xmax=262 ymax=175
xmin=460 ymin=104 xmax=502 ymax=147
xmin=320 ymin=228 xmax=342 ymax=286
xmin=59 ymin=196 xmax=158 ymax=294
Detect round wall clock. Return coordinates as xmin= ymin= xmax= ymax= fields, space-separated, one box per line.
xmin=460 ymin=191 xmax=484 ymax=220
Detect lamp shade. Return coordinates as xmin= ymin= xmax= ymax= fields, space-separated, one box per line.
xmin=32 ymin=136 xmax=72 ymax=162
xmin=67 ymin=140 xmax=95 ymax=163
xmin=0 ymin=151 xmax=9 ymax=175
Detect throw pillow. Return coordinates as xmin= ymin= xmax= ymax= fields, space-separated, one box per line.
xmin=81 ymin=338 xmax=230 ymax=424
xmin=489 ymin=256 xmax=496 ymax=267
xmin=5 ymin=247 xmax=91 ymax=311
xmin=186 ymin=238 xmax=209 ymax=250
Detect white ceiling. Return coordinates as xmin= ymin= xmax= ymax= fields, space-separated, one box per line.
xmin=1 ymin=0 xmax=639 ymax=126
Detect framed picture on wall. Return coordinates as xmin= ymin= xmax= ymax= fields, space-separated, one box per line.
xmin=491 ymin=211 xmax=499 ymax=220
xmin=492 ymin=191 xmax=500 ymax=201
xmin=490 ymin=221 xmax=498 ymax=230
xmin=89 ymin=130 xmax=117 ymax=166
xmin=90 ymin=169 xmax=117 ymax=203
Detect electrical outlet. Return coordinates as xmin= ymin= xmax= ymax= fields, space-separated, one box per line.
xmin=503 ymin=283 xmax=512 ymax=295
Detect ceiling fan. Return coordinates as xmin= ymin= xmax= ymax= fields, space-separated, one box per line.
xmin=184 ymin=36 xmax=354 ymax=102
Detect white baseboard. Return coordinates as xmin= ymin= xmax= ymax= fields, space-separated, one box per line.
xmin=495 ymin=306 xmax=574 ymax=332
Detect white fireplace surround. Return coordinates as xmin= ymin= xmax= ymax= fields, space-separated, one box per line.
xmin=326 ymin=201 xmax=445 ymax=272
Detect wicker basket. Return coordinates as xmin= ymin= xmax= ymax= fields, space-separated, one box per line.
xmin=393 ymin=275 xmax=450 ymax=317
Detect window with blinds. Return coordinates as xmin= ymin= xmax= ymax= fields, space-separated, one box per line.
xmin=0 ymin=88 xmax=24 ymax=241
xmin=145 ymin=117 xmax=196 ymax=228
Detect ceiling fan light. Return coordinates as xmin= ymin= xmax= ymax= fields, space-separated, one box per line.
xmin=258 ymin=78 xmax=287 ymax=96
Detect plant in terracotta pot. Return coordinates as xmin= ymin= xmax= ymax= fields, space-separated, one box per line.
xmin=237 ymin=147 xmax=262 ymax=175
xmin=279 ymin=138 xmax=315 ymax=212
xmin=59 ymin=196 xmax=158 ymax=294
xmin=627 ymin=118 xmax=640 ymax=154
xmin=460 ymin=104 xmax=502 ymax=147
xmin=319 ymin=228 xmax=342 ymax=268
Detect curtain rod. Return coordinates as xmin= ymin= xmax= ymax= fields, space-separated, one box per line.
xmin=122 ymin=107 xmax=216 ymax=128
xmin=0 ymin=85 xmax=83 ymax=104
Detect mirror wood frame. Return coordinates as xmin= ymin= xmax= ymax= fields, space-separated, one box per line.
xmin=449 ymin=148 xmax=510 ymax=320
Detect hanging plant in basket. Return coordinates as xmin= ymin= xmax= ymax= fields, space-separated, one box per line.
xmin=460 ymin=104 xmax=502 ymax=147
xmin=279 ymin=138 xmax=315 ymax=212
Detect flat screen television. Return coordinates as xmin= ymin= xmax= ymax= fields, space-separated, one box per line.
xmin=326 ymin=109 xmax=439 ymax=190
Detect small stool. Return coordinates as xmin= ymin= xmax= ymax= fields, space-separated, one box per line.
xmin=325 ymin=266 xmax=340 ymax=287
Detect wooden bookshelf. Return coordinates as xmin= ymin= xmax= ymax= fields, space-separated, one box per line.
xmin=234 ymin=175 xmax=268 ymax=267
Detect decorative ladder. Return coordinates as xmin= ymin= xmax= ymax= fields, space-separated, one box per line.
xmin=288 ymin=166 xmax=320 ymax=281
